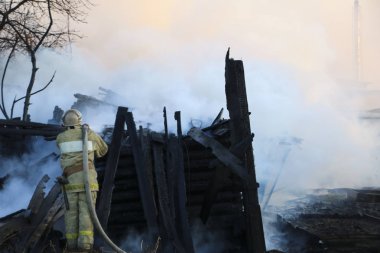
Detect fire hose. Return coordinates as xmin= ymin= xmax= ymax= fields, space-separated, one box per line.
xmin=82 ymin=124 xmax=128 ymax=253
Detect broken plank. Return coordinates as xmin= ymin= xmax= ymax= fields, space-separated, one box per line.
xmin=97 ymin=106 xmax=128 ymax=228
xmin=16 ymin=182 xmax=62 ymax=253
xmin=225 ymin=49 xmax=266 ymax=253
xmin=187 ymin=127 xmax=248 ymax=181
xmin=152 ymin=142 xmax=186 ymax=253
xmin=125 ymin=112 xmax=159 ymax=237
xmin=174 ymin=111 xmax=195 ymax=253
xmin=27 ymin=175 xmax=50 ymax=214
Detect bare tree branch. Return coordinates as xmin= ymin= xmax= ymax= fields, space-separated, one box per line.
xmin=11 ymin=71 xmax=55 ymax=118
xmin=0 ymin=0 xmax=29 ymax=31
xmin=0 ymin=0 xmax=92 ymax=120
xmin=10 ymin=95 xmax=16 ymax=119
xmin=33 ymin=0 xmax=52 ymax=52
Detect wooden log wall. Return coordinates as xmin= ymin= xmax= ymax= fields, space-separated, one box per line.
xmin=95 ymin=113 xmax=251 ymax=252
xmin=95 ymin=50 xmax=266 ymax=252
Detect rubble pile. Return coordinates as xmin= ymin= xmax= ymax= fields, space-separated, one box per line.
xmin=267 ymin=188 xmax=380 ymax=252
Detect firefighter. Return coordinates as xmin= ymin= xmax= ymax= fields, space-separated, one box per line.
xmin=56 ymin=109 xmax=108 ymax=252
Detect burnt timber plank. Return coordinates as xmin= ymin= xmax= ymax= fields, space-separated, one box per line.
xmin=27 ymin=175 xmax=50 ymax=214
xmin=97 ymin=106 xmax=128 ymax=228
xmin=163 ymin=108 xmax=176 ymax=222
xmin=125 ymin=112 xmax=159 ymax=237
xmin=173 ymin=111 xmax=195 ymax=253
xmin=0 ymin=119 xmax=63 ymax=129
xmin=152 ymin=142 xmax=186 ymax=253
xmin=152 ymin=142 xmax=175 ymax=253
xmin=187 ymin=127 xmax=248 ymax=181
xmin=140 ymin=126 xmax=157 ymax=214
xmin=0 ymin=128 xmax=62 ymax=137
xmin=17 ymin=182 xmax=62 ymax=253
xmin=198 ymin=134 xmax=254 ymax=224
xmin=225 ymin=48 xmax=266 ymax=253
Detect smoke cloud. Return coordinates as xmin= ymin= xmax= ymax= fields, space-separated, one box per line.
xmin=0 ymin=139 xmax=61 ymax=217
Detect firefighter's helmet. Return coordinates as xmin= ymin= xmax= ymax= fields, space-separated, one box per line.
xmin=62 ymin=109 xmax=82 ymax=127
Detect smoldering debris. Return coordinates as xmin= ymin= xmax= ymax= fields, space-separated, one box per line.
xmin=265 ymin=188 xmax=380 ymax=252
xmin=0 ymin=175 xmax=64 ymax=253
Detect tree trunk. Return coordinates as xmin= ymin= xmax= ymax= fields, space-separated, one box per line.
xmin=23 ymin=51 xmax=37 ymax=121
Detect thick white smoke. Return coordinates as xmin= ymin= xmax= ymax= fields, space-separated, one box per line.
xmin=0 ymin=138 xmax=61 ymax=217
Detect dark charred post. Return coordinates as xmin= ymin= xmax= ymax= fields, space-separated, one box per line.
xmin=224 ymin=49 xmax=266 ymax=253
xmin=152 ymin=142 xmax=186 ymax=253
xmin=27 ymin=175 xmax=50 ymax=214
xmin=125 ymin=112 xmax=159 ymax=237
xmin=97 ymin=106 xmax=128 ymax=228
xmin=139 ymin=126 xmax=158 ymax=217
xmin=163 ymin=107 xmax=175 ymax=220
xmin=174 ymin=111 xmax=195 ymax=253
xmin=0 ymin=120 xmax=64 ymax=137
xmin=163 ymin=107 xmax=169 ymax=141
xmin=167 ymin=137 xmax=178 ymax=217
xmin=0 ymin=128 xmax=63 ymax=137
xmin=152 ymin=142 xmax=175 ymax=253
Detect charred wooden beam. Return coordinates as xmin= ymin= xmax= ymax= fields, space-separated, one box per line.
xmin=152 ymin=142 xmax=186 ymax=253
xmin=27 ymin=175 xmax=50 ymax=214
xmin=17 ymin=182 xmax=63 ymax=252
xmin=225 ymin=48 xmax=266 ymax=253
xmin=125 ymin=112 xmax=159 ymax=238
xmin=153 ymin=142 xmax=174 ymax=253
xmin=0 ymin=128 xmax=63 ymax=137
xmin=0 ymin=119 xmax=63 ymax=129
xmin=163 ymin=107 xmax=176 ymax=223
xmin=187 ymin=127 xmax=248 ymax=181
xmin=173 ymin=111 xmax=195 ymax=253
xmin=199 ymin=133 xmax=254 ymax=223
xmin=97 ymin=106 xmax=128 ymax=228
xmin=140 ymin=126 xmax=157 ymax=214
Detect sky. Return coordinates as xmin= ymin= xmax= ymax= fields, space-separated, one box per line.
xmin=2 ymin=0 xmax=380 ymax=215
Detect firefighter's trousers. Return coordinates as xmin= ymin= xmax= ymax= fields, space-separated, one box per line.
xmin=65 ymin=191 xmax=97 ymax=250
